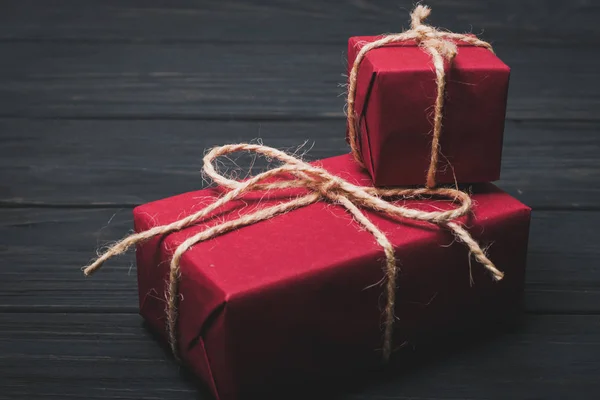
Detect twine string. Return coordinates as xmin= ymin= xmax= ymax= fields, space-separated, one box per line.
xmin=346 ymin=4 xmax=493 ymax=188
xmin=82 ymin=143 xmax=503 ymax=362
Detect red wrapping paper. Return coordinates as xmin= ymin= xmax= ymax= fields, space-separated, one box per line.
xmin=134 ymin=154 xmax=530 ymax=400
xmin=347 ymin=36 xmax=511 ymax=186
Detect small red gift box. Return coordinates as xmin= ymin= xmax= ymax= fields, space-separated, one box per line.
xmin=134 ymin=154 xmax=529 ymax=400
xmin=347 ymin=36 xmax=510 ymax=186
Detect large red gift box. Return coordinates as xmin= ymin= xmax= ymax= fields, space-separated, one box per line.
xmin=134 ymin=153 xmax=530 ymax=400
xmin=347 ymin=36 xmax=511 ymax=186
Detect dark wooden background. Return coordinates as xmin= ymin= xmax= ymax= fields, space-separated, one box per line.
xmin=1 ymin=1 xmax=599 ymax=399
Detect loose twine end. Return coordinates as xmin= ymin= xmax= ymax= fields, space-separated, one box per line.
xmin=411 ymin=4 xmax=431 ymax=27
xmin=492 ymin=270 xmax=505 ymax=281
xmin=82 ymin=261 xmax=102 ymax=276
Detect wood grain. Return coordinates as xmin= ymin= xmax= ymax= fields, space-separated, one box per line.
xmin=1 ymin=0 xmax=598 ymax=45
xmin=1 ymin=119 xmax=598 ymax=208
xmin=1 ymin=42 xmax=598 ymax=120
xmin=0 ymin=313 xmax=598 ymax=399
xmin=0 ymin=208 xmax=598 ymax=313
xmin=0 ymin=313 xmax=203 ymax=400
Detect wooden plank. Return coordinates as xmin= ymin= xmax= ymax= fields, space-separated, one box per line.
xmin=0 ymin=313 xmax=598 ymax=399
xmin=526 ymin=210 xmax=600 ymax=313
xmin=1 ymin=42 xmax=598 ymax=120
xmin=0 ymin=313 xmax=203 ymax=400
xmin=0 ymin=119 xmax=598 ymax=208
xmin=1 ymin=0 xmax=598 ymax=45
xmin=0 ymin=208 xmax=598 ymax=313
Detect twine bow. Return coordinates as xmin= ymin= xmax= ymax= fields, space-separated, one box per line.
xmin=83 ymin=144 xmax=503 ymax=362
xmin=347 ymin=4 xmax=494 ymax=188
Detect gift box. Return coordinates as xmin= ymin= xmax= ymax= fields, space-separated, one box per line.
xmin=133 ymin=153 xmax=530 ymax=400
xmin=347 ymin=35 xmax=510 ymax=186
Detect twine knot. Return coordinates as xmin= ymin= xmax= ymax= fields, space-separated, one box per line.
xmin=347 ymin=4 xmax=493 ymax=188
xmin=82 ymin=143 xmax=503 ymax=363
